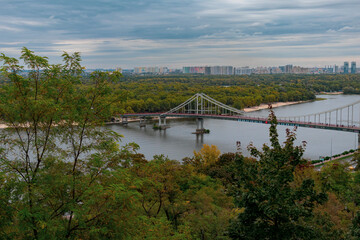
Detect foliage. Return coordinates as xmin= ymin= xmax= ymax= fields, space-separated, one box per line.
xmin=320 ymin=162 xmax=352 ymax=199
xmin=193 ymin=144 xmax=221 ymax=166
xmin=352 ymin=150 xmax=360 ymax=171
xmin=129 ymin=154 xmax=234 ymax=240
xmin=228 ymin=111 xmax=328 ymax=240
xmin=0 ymin=48 xmax=127 ymax=239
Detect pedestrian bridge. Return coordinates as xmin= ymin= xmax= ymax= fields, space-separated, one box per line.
xmin=121 ymin=93 xmax=360 ymax=134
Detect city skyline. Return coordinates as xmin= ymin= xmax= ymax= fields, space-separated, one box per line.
xmin=125 ymin=62 xmax=358 ymax=75
xmin=1 ymin=0 xmax=360 ymax=68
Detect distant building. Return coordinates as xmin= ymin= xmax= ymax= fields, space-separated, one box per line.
xmin=343 ymin=62 xmax=349 ymax=74
xmin=254 ymin=67 xmax=270 ymax=74
xmin=204 ymin=67 xmax=211 ymax=75
xmin=182 ymin=66 xmax=233 ymax=75
xmin=210 ymin=66 xmax=233 ymax=75
xmin=351 ymin=61 xmax=356 ymax=74
xmin=134 ymin=66 xmax=169 ymax=74
xmin=182 ymin=66 xmax=205 ymax=74
xmin=234 ymin=67 xmax=253 ymax=75
xmin=285 ymin=64 xmax=293 ymax=73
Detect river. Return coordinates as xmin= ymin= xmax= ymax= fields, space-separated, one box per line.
xmin=106 ymin=94 xmax=360 ymax=161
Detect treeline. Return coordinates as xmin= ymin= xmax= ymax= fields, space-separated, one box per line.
xmin=110 ymin=75 xmax=317 ymax=113
xmin=107 ymin=73 xmax=360 ymax=114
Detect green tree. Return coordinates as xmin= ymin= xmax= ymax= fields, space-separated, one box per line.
xmin=229 ymin=111 xmax=327 ymax=240
xmin=320 ymin=162 xmax=352 ymax=199
xmin=129 ymin=154 xmax=234 ymax=240
xmin=351 ymin=150 xmax=360 ymax=171
xmin=0 ymin=48 xmax=129 ymax=239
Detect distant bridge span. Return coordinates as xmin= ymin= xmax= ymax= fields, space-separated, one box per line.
xmin=121 ymin=112 xmax=360 ymax=133
xmin=120 ymin=93 xmax=360 ymax=134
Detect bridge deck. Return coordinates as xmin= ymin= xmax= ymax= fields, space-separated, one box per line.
xmin=121 ymin=113 xmax=360 ymax=133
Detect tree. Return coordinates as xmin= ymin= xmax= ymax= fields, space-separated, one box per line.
xmin=129 ymin=154 xmax=234 ymax=240
xmin=351 ymin=150 xmax=360 ymax=171
xmin=0 ymin=48 xmax=129 ymax=239
xmin=229 ymin=110 xmax=327 ymax=240
xmin=193 ymin=144 xmax=221 ymax=166
xmin=320 ymin=162 xmax=352 ymax=199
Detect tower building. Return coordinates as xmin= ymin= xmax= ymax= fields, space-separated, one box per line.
xmin=344 ymin=62 xmax=349 ymax=74
xmin=351 ymin=61 xmax=356 ymax=74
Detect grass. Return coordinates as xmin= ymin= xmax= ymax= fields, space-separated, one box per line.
xmin=313 ymin=153 xmax=354 ymax=168
xmin=315 ymin=97 xmax=327 ymax=101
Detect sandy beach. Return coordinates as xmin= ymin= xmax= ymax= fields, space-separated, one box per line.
xmin=243 ymin=101 xmax=307 ymax=112
xmin=318 ymin=91 xmax=343 ymax=95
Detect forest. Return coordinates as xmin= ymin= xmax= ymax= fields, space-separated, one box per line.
xmin=1 ymin=49 xmax=360 ymax=239
xmin=107 ymin=73 xmax=360 ymax=114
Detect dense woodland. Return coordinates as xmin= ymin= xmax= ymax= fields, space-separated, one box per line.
xmin=106 ymin=73 xmax=360 ymax=113
xmin=1 ymin=49 xmax=360 ymax=239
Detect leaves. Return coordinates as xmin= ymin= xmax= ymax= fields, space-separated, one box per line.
xmin=230 ymin=110 xmax=327 ymax=240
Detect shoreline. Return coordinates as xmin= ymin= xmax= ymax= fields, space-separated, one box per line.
xmin=318 ymin=91 xmax=343 ymax=95
xmin=243 ymin=100 xmax=308 ymax=113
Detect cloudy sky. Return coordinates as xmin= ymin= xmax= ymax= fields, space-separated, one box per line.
xmin=1 ymin=0 xmax=360 ymax=68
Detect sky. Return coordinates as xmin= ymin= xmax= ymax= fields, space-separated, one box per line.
xmin=1 ymin=0 xmax=360 ymax=68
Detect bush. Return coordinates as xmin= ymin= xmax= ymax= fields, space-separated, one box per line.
xmin=311 ymin=160 xmax=322 ymax=164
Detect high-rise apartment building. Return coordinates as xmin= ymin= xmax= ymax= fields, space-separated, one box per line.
xmin=351 ymin=61 xmax=356 ymax=74
xmin=343 ymin=61 xmax=349 ymax=74
xmin=182 ymin=66 xmax=206 ymax=74
xmin=285 ymin=64 xmax=293 ymax=73
xmin=209 ymin=66 xmax=233 ymax=75
xmin=183 ymin=66 xmax=234 ymax=75
xmin=333 ymin=65 xmax=339 ymax=73
xmin=234 ymin=67 xmax=253 ymax=75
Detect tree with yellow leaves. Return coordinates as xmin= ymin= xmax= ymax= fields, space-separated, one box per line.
xmin=193 ymin=144 xmax=221 ymax=166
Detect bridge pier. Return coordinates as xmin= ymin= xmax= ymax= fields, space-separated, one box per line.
xmin=158 ymin=116 xmax=169 ymax=130
xmin=194 ymin=118 xmax=206 ymax=134
xmin=122 ymin=117 xmax=128 ymax=125
xmin=139 ymin=117 xmax=146 ymax=128
xmin=196 ymin=133 xmax=204 ymax=144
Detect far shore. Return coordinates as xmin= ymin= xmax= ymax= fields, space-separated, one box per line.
xmin=318 ymin=91 xmax=343 ymax=95
xmin=243 ymin=100 xmax=308 ymax=112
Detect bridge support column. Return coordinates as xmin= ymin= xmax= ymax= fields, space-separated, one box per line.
xmin=139 ymin=117 xmax=146 ymax=128
xmin=195 ymin=118 xmax=206 ymax=134
xmin=196 ymin=133 xmax=204 ymax=144
xmin=122 ymin=117 xmax=128 ymax=125
xmin=158 ymin=116 xmax=169 ymax=130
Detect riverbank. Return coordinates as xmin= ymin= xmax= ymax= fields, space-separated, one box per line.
xmin=318 ymin=91 xmax=343 ymax=95
xmin=243 ymin=100 xmax=308 ymax=113
xmin=312 ymin=152 xmax=354 ymax=168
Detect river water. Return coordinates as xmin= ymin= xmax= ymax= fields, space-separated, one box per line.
xmin=106 ymin=94 xmax=360 ymax=161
